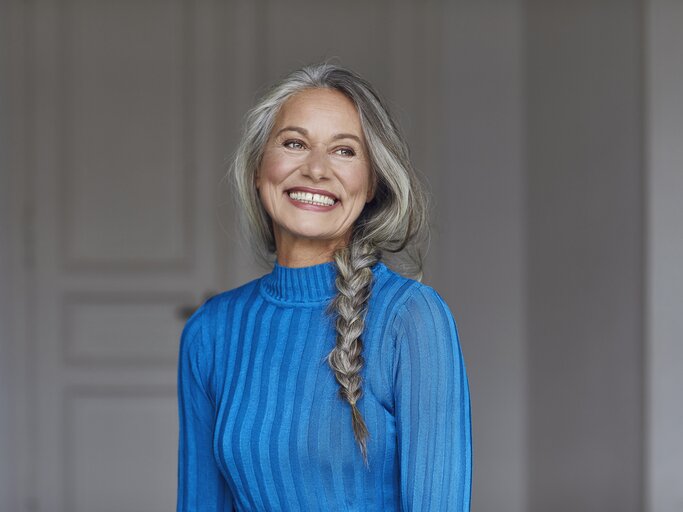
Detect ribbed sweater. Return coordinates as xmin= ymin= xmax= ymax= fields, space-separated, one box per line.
xmin=176 ymin=259 xmax=472 ymax=511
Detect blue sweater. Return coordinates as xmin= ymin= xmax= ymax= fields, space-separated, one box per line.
xmin=177 ymin=259 xmax=472 ymax=511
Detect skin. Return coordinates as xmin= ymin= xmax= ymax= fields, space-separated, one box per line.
xmin=255 ymin=87 xmax=376 ymax=268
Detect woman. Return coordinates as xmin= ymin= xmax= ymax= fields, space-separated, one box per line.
xmin=177 ymin=61 xmax=472 ymax=511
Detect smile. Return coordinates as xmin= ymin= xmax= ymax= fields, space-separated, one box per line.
xmin=288 ymin=190 xmax=337 ymax=206
xmin=285 ymin=190 xmax=340 ymax=212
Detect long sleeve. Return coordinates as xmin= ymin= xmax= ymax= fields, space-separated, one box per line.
xmin=177 ymin=304 xmax=235 ymax=512
xmin=392 ymin=286 xmax=473 ymax=511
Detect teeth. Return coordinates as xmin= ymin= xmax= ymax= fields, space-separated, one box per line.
xmin=288 ymin=190 xmax=336 ymax=206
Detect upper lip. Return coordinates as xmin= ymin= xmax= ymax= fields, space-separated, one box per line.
xmin=286 ymin=186 xmax=339 ymax=201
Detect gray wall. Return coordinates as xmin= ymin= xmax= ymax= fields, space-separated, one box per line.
xmin=434 ymin=2 xmax=527 ymax=510
xmin=0 ymin=116 xmax=16 ymax=510
xmin=646 ymin=1 xmax=683 ymax=510
xmin=526 ymin=1 xmax=644 ymax=511
xmin=0 ymin=0 xmax=18 ymax=508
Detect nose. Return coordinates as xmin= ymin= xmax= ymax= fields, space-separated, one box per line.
xmin=301 ymin=145 xmax=331 ymax=181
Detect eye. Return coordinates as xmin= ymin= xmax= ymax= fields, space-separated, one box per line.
xmin=283 ymin=139 xmax=305 ymax=150
xmin=335 ymin=147 xmax=356 ymax=157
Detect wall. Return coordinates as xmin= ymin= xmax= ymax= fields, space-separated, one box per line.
xmin=645 ymin=1 xmax=683 ymax=510
xmin=0 ymin=101 xmax=16 ymax=510
xmin=0 ymin=0 xmax=19 ymax=508
xmin=526 ymin=1 xmax=644 ymax=511
xmin=436 ymin=2 xmax=527 ymax=511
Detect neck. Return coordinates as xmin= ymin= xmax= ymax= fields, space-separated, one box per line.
xmin=273 ymin=229 xmax=351 ymax=268
xmin=276 ymin=251 xmax=334 ymax=268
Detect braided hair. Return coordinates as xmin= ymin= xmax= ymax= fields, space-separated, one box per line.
xmin=324 ymin=241 xmax=380 ymax=466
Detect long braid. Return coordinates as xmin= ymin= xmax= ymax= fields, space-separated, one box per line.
xmin=325 ymin=240 xmax=380 ymax=469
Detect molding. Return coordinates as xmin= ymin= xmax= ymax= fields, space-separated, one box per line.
xmin=57 ymin=0 xmax=196 ymax=275
xmin=62 ymin=384 xmax=176 ymax=512
xmin=61 ymin=289 xmax=194 ymax=367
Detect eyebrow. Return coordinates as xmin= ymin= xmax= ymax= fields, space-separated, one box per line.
xmin=274 ymin=126 xmax=363 ymax=145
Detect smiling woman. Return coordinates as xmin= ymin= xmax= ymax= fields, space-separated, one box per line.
xmin=176 ymin=61 xmax=473 ymax=511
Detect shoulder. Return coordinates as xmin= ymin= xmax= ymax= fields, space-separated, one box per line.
xmin=395 ymin=283 xmax=457 ymax=338
xmin=388 ymin=280 xmax=466 ymax=388
xmin=179 ymin=276 xmax=261 ymax=353
xmin=194 ymin=276 xmax=261 ymax=322
xmin=376 ymin=263 xmax=456 ymax=331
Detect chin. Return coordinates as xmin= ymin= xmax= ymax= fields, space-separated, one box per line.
xmin=283 ymin=225 xmax=337 ymax=240
xmin=287 ymin=221 xmax=331 ymax=235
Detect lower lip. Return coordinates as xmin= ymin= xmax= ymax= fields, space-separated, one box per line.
xmin=285 ymin=192 xmax=340 ymax=212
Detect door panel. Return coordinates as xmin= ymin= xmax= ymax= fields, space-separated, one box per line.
xmin=65 ymin=388 xmax=177 ymax=512
xmin=61 ymin=0 xmax=191 ymax=270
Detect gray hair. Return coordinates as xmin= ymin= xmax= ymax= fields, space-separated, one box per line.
xmin=226 ymin=59 xmax=430 ymax=468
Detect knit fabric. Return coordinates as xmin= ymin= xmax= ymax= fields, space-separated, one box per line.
xmin=177 ymin=259 xmax=472 ymax=511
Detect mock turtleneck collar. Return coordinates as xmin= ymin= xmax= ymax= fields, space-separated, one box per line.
xmin=259 ymin=259 xmax=386 ymax=305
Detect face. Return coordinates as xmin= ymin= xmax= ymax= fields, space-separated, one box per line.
xmin=255 ymin=87 xmax=375 ymax=254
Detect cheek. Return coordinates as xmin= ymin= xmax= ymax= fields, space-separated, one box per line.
xmin=258 ymin=151 xmax=291 ymax=184
xmin=345 ymin=164 xmax=372 ymax=196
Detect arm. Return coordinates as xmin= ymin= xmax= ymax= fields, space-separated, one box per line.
xmin=393 ymin=286 xmax=473 ymax=511
xmin=177 ymin=304 xmax=235 ymax=511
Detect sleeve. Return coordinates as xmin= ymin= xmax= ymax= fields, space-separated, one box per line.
xmin=177 ymin=304 xmax=235 ymax=512
xmin=392 ymin=286 xmax=473 ymax=511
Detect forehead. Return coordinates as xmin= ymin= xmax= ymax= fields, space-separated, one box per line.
xmin=274 ymin=88 xmax=362 ymax=132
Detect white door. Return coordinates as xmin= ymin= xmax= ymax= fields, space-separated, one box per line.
xmin=23 ymin=1 xmax=253 ymax=510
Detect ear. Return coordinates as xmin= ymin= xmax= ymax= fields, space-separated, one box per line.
xmin=254 ymin=171 xmax=260 ymax=190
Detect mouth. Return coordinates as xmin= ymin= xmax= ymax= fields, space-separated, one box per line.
xmin=285 ymin=187 xmax=339 ymax=206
